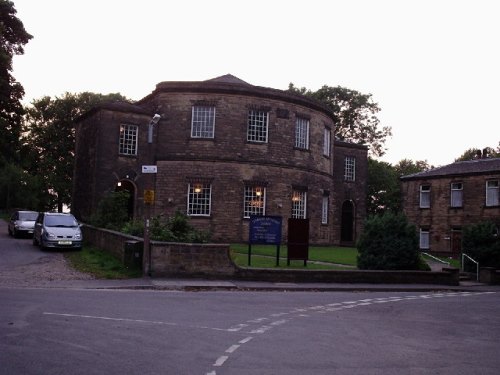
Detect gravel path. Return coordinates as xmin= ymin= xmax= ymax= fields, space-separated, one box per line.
xmin=0 ymin=253 xmax=94 ymax=287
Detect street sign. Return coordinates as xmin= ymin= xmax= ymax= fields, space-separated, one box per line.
xmin=142 ymin=165 xmax=157 ymax=174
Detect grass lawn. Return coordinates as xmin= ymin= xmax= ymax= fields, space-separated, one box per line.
xmin=65 ymin=246 xmax=142 ymax=279
xmin=231 ymin=244 xmax=358 ymax=269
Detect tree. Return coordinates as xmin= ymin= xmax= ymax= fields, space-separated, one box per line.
xmin=0 ymin=0 xmax=32 ymax=164
xmin=394 ymin=158 xmax=431 ymax=177
xmin=288 ymin=83 xmax=392 ymax=157
xmin=455 ymin=144 xmax=500 ymax=161
xmin=357 ymin=212 xmax=422 ymax=270
xmin=367 ymin=158 xmax=401 ymax=215
xmin=462 ymin=221 xmax=500 ymax=269
xmin=23 ymin=92 xmax=128 ymax=211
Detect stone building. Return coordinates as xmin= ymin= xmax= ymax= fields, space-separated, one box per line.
xmin=400 ymin=157 xmax=500 ymax=256
xmin=72 ymin=75 xmax=368 ymax=245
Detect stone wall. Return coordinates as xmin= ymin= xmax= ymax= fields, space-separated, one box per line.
xmin=83 ymin=225 xmax=459 ymax=285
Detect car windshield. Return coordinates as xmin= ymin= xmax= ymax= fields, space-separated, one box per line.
xmin=45 ymin=215 xmax=78 ymax=227
xmin=19 ymin=212 xmax=38 ymax=221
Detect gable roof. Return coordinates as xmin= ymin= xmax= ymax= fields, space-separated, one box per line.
xmin=400 ymin=158 xmax=500 ymax=181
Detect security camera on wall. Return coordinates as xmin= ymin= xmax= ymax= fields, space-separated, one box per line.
xmin=151 ymin=114 xmax=161 ymax=124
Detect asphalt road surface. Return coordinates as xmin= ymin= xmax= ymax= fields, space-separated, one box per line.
xmin=1 ymin=287 xmax=499 ymax=375
xmin=1 ymin=220 xmax=499 ymax=374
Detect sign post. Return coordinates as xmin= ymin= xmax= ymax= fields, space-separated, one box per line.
xmin=248 ymin=216 xmax=282 ymax=266
xmin=142 ymin=165 xmax=157 ymax=276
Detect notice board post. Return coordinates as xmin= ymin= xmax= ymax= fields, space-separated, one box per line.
xmin=287 ymin=218 xmax=309 ymax=266
xmin=248 ymin=216 xmax=282 ymax=266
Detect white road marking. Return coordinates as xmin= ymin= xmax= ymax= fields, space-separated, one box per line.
xmin=239 ymin=337 xmax=253 ymax=344
xmin=213 ymin=356 xmax=228 ymax=367
xmin=43 ymin=312 xmax=177 ymax=326
xmin=225 ymin=345 xmax=240 ymax=353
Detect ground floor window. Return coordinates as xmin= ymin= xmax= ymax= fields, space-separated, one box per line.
xmin=321 ymin=195 xmax=329 ymax=224
xmin=291 ymin=190 xmax=307 ymax=219
xmin=419 ymin=228 xmax=430 ymax=249
xmin=187 ymin=183 xmax=211 ymax=216
xmin=243 ymin=185 xmax=266 ymax=218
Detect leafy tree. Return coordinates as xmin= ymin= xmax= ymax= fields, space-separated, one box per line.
xmin=455 ymin=144 xmax=500 ymax=162
xmin=394 ymin=158 xmax=431 ymax=177
xmin=367 ymin=158 xmax=401 ymax=215
xmin=462 ymin=221 xmax=500 ymax=269
xmin=288 ymin=83 xmax=391 ymax=157
xmin=0 ymin=0 xmax=32 ymax=164
xmin=23 ymin=92 xmax=128 ymax=211
xmin=90 ymin=191 xmax=131 ymax=230
xmin=357 ymin=212 xmax=422 ymax=270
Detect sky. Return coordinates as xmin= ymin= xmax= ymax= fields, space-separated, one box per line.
xmin=11 ymin=0 xmax=500 ymax=167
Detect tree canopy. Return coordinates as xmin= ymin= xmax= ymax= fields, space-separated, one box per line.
xmin=23 ymin=92 xmax=128 ymax=211
xmin=455 ymin=144 xmax=500 ymax=161
xmin=288 ymin=83 xmax=392 ymax=157
xmin=0 ymin=0 xmax=32 ymax=164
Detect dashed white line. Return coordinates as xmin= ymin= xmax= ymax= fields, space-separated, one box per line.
xmin=225 ymin=345 xmax=240 ymax=353
xmin=239 ymin=336 xmax=253 ymax=344
xmin=213 ymin=356 xmax=228 ymax=367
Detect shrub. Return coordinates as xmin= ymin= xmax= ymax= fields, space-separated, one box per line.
xmin=90 ymin=191 xmax=130 ymax=230
xmin=357 ymin=212 xmax=421 ymax=270
xmin=121 ymin=219 xmax=144 ymax=237
xmin=462 ymin=221 xmax=500 ymax=269
xmin=148 ymin=211 xmax=211 ymax=243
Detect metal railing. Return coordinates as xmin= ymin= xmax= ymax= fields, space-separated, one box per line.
xmin=421 ymin=252 xmax=450 ymax=266
xmin=461 ymin=253 xmax=479 ymax=281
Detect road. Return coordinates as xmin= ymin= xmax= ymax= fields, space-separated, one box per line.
xmin=1 ymin=221 xmax=499 ymax=374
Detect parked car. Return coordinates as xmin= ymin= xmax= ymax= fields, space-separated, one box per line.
xmin=33 ymin=212 xmax=83 ymax=251
xmin=8 ymin=210 xmax=38 ymax=238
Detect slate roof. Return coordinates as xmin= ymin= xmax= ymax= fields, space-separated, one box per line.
xmin=400 ymin=158 xmax=500 ymax=181
xmin=205 ymin=74 xmax=251 ymax=85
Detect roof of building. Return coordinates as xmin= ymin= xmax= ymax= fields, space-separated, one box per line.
xmin=334 ymin=139 xmax=369 ymax=150
xmin=205 ymin=74 xmax=251 ymax=85
xmin=400 ymin=158 xmax=500 ymax=180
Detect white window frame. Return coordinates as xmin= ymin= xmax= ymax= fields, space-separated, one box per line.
xmin=344 ymin=156 xmax=356 ymax=181
xmin=243 ymin=186 xmax=266 ymax=218
xmin=486 ymin=180 xmax=499 ymax=206
xmin=247 ymin=110 xmax=268 ymax=143
xmin=291 ymin=190 xmax=307 ymax=219
xmin=295 ymin=117 xmax=310 ymax=149
xmin=321 ymin=195 xmax=329 ymax=224
xmin=191 ymin=106 xmax=215 ymax=138
xmin=119 ymin=124 xmax=138 ymax=156
xmin=420 ymin=185 xmax=431 ymax=208
xmin=419 ymin=228 xmax=430 ymax=249
xmin=450 ymin=182 xmax=463 ymax=208
xmin=323 ymin=128 xmax=331 ymax=157
xmin=187 ymin=183 xmax=211 ymax=216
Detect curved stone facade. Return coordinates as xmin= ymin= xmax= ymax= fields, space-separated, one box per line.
xmin=73 ymin=75 xmax=367 ymax=245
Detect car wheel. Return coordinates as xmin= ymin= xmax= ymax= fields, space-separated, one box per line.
xmin=33 ymin=236 xmax=38 ymax=246
xmin=8 ymin=227 xmax=12 ymax=236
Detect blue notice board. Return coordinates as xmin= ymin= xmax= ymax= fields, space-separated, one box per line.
xmin=249 ymin=216 xmax=282 ymax=245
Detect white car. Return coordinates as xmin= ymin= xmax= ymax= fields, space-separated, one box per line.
xmin=33 ymin=212 xmax=83 ymax=251
xmin=8 ymin=210 xmax=38 ymax=238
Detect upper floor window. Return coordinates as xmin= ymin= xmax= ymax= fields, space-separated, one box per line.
xmin=187 ymin=183 xmax=211 ymax=216
xmin=450 ymin=182 xmax=463 ymax=208
xmin=344 ymin=156 xmax=356 ymax=181
xmin=321 ymin=195 xmax=329 ymax=224
xmin=119 ymin=124 xmax=138 ymax=156
xmin=323 ymin=128 xmax=331 ymax=157
xmin=420 ymin=185 xmax=431 ymax=208
xmin=247 ymin=110 xmax=268 ymax=143
xmin=486 ymin=180 xmax=499 ymax=206
xmin=243 ymin=186 xmax=266 ymax=218
xmin=191 ymin=106 xmax=215 ymax=138
xmin=295 ymin=117 xmax=310 ymax=149
xmin=419 ymin=228 xmax=430 ymax=249
xmin=291 ymin=190 xmax=307 ymax=219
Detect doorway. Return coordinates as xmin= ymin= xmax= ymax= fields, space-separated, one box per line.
xmin=450 ymin=228 xmax=462 ymax=256
xmin=341 ymin=200 xmax=355 ymax=243
xmin=115 ymin=180 xmax=135 ymax=220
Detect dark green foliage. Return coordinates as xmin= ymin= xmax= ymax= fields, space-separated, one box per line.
xmin=90 ymin=191 xmax=130 ymax=230
xmin=462 ymin=221 xmax=500 ymax=269
xmin=121 ymin=211 xmax=211 ymax=243
xmin=357 ymin=213 xmax=421 ymax=270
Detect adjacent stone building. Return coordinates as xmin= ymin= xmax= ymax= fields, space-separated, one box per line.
xmin=72 ymin=75 xmax=368 ymax=245
xmin=400 ymin=157 xmax=500 ymax=256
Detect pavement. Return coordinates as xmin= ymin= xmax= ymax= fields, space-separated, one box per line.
xmin=9 ymin=276 xmax=499 ymax=293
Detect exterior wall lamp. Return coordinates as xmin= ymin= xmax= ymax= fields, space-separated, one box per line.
xmin=147 ymin=114 xmax=161 ymax=143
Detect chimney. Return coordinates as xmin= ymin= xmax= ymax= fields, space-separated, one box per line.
xmin=476 ymin=149 xmax=482 ymax=159
xmin=482 ymin=148 xmax=489 ymax=158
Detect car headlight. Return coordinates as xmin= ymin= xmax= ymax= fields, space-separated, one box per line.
xmin=46 ymin=232 xmax=56 ymax=239
xmin=74 ymin=233 xmax=82 ymax=240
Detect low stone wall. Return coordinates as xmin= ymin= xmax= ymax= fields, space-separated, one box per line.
xmin=479 ymin=267 xmax=500 ymax=285
xmin=82 ymin=225 xmax=459 ymax=285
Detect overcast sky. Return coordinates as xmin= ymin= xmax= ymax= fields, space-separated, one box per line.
xmin=12 ymin=0 xmax=500 ymax=167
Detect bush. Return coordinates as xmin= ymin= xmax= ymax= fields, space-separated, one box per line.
xmin=357 ymin=212 xmax=421 ymax=270
xmin=90 ymin=191 xmax=130 ymax=230
xmin=141 ymin=211 xmax=211 ymax=243
xmin=121 ymin=219 xmax=144 ymax=237
xmin=462 ymin=221 xmax=500 ymax=269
